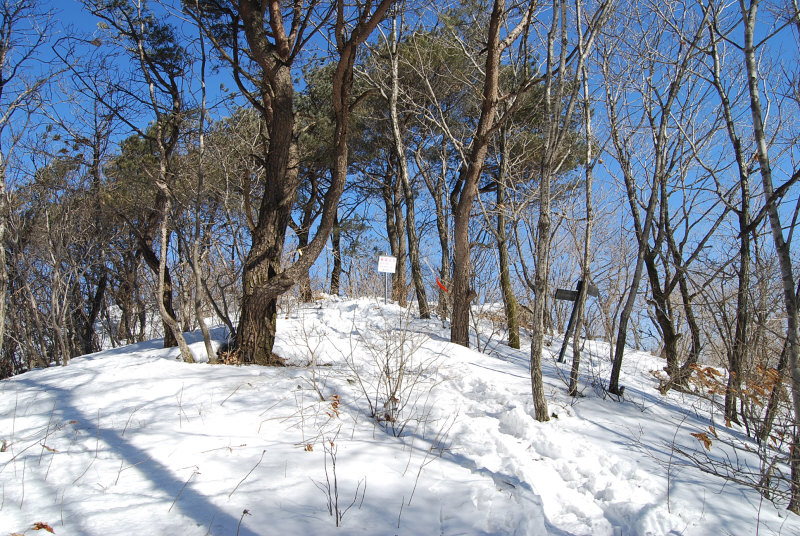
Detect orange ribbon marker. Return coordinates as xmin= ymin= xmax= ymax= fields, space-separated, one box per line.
xmin=436 ymin=277 xmax=449 ymax=292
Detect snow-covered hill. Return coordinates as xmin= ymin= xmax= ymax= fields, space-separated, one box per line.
xmin=1 ymin=297 xmax=796 ymax=535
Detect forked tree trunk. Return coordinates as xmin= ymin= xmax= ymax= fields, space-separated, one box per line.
xmin=234 ymin=17 xmax=297 ymax=365
xmin=235 ymin=0 xmax=393 ymax=364
xmin=238 ymin=203 xmax=293 ymax=365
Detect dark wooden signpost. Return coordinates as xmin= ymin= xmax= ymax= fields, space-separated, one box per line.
xmin=555 ymin=280 xmax=599 ymax=363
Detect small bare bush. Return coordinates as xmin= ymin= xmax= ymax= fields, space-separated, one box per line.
xmin=345 ymin=307 xmax=443 ymax=437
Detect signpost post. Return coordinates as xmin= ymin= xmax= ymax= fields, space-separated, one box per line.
xmin=554 ymin=280 xmax=599 ymax=363
xmin=377 ymin=255 xmax=396 ymax=304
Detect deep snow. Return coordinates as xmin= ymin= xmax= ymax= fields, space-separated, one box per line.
xmin=1 ymin=296 xmax=797 ymax=535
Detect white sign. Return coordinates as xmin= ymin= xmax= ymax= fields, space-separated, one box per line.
xmin=377 ymin=255 xmax=397 ymax=273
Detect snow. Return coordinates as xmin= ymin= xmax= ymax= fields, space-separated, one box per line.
xmin=1 ymin=296 xmax=797 ymax=535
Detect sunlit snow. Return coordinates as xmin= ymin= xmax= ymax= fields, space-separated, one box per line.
xmin=1 ymin=296 xmax=796 ymax=535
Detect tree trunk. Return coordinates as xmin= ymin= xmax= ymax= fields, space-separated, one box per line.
xmin=451 ymin=188 xmax=474 ymax=346
xmin=760 ymin=340 xmax=788 ymax=444
xmin=233 ymin=0 xmax=397 ymax=363
xmin=570 ymin=55 xmax=594 ymax=396
xmin=191 ymin=32 xmax=217 ymax=364
xmin=295 ymin=175 xmax=318 ymax=303
xmin=392 ymin=177 xmax=408 ymax=306
xmin=530 ymin=174 xmax=552 ymax=420
xmin=139 ymin=235 xmax=179 ymax=349
xmin=741 ymin=1 xmax=800 ymax=511
xmin=238 ymin=204 xmax=292 ymax=365
xmin=450 ymin=0 xmax=505 ymax=347
xmin=709 ymin=29 xmax=751 ymax=425
xmin=234 ymin=28 xmax=297 ymax=365
xmin=79 ymin=273 xmax=107 ymax=356
xmin=383 ymin=177 xmax=407 ymax=305
xmin=297 ymin=224 xmax=313 ymax=302
xmin=154 ymin=190 xmax=194 ymax=363
xmin=643 ymin=252 xmax=680 ymax=382
xmin=386 ymin=20 xmax=429 ymax=318
xmin=418 ymin=143 xmax=451 ymax=320
xmin=330 ymin=211 xmax=342 ymax=296
xmin=496 ymin=135 xmax=520 ymax=349
xmin=0 ymin=159 xmax=8 ymax=367
xmin=569 ymin=282 xmax=588 ymax=396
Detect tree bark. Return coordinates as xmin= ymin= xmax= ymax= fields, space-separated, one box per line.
xmin=570 ymin=47 xmax=594 ymax=396
xmin=234 ymin=0 xmax=393 ymax=363
xmin=0 ymin=156 xmax=8 ymax=368
xmin=382 ymin=176 xmax=407 ymax=304
xmin=740 ymin=0 xmax=800 ymax=513
xmin=385 ymin=17 xmax=429 ymax=317
xmin=330 ymin=211 xmax=342 ymax=295
xmin=138 ymin=223 xmax=179 ymax=348
xmin=450 ymin=0 xmax=505 ymax=347
xmin=235 ymin=0 xmax=298 ymax=365
xmin=496 ymin=131 xmax=520 ymax=349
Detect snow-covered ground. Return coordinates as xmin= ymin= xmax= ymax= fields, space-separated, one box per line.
xmin=1 ymin=296 xmax=797 ymax=535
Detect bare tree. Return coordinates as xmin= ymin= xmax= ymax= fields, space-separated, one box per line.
xmin=603 ymin=1 xmax=714 ymax=395
xmin=82 ymin=0 xmax=197 ymax=362
xmin=719 ymin=0 xmax=800 ymax=512
xmin=0 ymin=1 xmax=56 ymax=376
xmin=527 ymin=0 xmax=610 ymax=420
xmin=366 ymin=7 xmax=430 ymax=317
xmin=569 ymin=5 xmax=599 ymax=396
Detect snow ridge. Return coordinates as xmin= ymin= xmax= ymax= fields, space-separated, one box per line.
xmin=0 ymin=297 xmax=796 ymax=535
